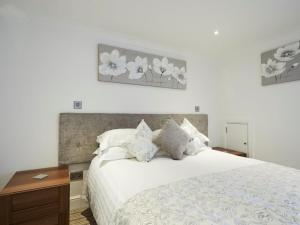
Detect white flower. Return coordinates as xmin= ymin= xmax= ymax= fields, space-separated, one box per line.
xmin=291 ymin=62 xmax=299 ymax=69
xmin=127 ymin=56 xmax=148 ymax=79
xmin=274 ymin=42 xmax=300 ymax=62
xmin=173 ymin=66 xmax=187 ymax=85
xmin=99 ymin=50 xmax=126 ymax=76
xmin=261 ymin=59 xmax=286 ymax=78
xmin=153 ymin=57 xmax=174 ymax=76
xmin=287 ymin=62 xmax=299 ymax=73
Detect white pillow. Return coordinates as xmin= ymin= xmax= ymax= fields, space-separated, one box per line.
xmin=96 ymin=129 xmax=136 ymax=152
xmin=152 ymin=129 xmax=161 ymax=142
xmin=98 ymin=146 xmax=134 ymax=166
xmin=127 ymin=137 xmax=158 ymax=162
xmin=126 ymin=120 xmax=158 ymax=162
xmin=180 ymin=118 xmax=210 ymax=143
xmin=93 ymin=149 xmax=99 ymax=155
xmin=184 ymin=137 xmax=207 ymax=155
xmin=136 ymin=119 xmax=152 ymax=140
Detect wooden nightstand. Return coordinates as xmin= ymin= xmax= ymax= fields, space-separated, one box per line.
xmin=213 ymin=147 xmax=247 ymax=157
xmin=0 ymin=166 xmax=70 ymax=225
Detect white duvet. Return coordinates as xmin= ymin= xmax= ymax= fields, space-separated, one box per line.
xmin=87 ymin=149 xmax=262 ymax=225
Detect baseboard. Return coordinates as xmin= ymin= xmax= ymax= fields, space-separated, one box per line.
xmin=70 ymin=195 xmax=81 ymax=200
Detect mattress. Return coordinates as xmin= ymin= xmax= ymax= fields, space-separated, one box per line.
xmin=87 ymin=149 xmax=262 ymax=225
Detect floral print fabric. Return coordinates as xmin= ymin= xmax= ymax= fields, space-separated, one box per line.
xmin=111 ymin=163 xmax=300 ymax=225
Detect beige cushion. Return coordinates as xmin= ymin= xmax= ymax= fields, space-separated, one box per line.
xmin=155 ymin=119 xmax=190 ymax=160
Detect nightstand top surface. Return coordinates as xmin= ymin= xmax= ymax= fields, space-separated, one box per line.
xmin=212 ymin=147 xmax=247 ymax=157
xmin=0 ymin=166 xmax=69 ymax=196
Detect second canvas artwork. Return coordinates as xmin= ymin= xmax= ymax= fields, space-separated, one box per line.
xmin=261 ymin=41 xmax=300 ymax=86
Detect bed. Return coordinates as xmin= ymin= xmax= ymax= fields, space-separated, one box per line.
xmin=59 ymin=113 xmax=300 ymax=225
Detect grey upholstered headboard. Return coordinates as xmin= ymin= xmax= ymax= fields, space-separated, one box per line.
xmin=59 ymin=113 xmax=208 ymax=165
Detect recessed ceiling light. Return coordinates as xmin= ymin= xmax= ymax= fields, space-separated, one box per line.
xmin=214 ymin=30 xmax=219 ymax=36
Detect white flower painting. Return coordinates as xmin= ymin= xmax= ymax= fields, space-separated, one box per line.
xmin=153 ymin=57 xmax=174 ymax=77
xmin=261 ymin=40 xmax=300 ymax=86
xmin=261 ymin=59 xmax=286 ymax=78
xmin=98 ymin=44 xmax=187 ymax=89
xmin=127 ymin=56 xmax=148 ymax=80
xmin=173 ymin=66 xmax=187 ymax=85
xmin=274 ymin=42 xmax=300 ymax=62
xmin=99 ymin=50 xmax=126 ymax=78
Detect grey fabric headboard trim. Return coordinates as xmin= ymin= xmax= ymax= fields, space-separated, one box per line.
xmin=59 ymin=113 xmax=208 ymax=165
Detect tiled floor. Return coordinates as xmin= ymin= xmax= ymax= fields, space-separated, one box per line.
xmin=70 ymin=198 xmax=89 ymax=210
xmin=70 ymin=198 xmax=96 ymax=225
xmin=70 ymin=207 xmax=97 ymax=225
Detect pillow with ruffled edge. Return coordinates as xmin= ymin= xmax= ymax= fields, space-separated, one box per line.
xmin=97 ymin=146 xmax=134 ymax=166
xmin=184 ymin=137 xmax=207 ymax=155
xmin=180 ymin=118 xmax=210 ymax=143
xmin=96 ymin=128 xmax=136 ymax=153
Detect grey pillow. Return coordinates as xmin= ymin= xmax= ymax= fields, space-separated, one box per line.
xmin=155 ymin=119 xmax=190 ymax=160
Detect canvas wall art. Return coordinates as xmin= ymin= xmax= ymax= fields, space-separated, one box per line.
xmin=98 ymin=44 xmax=187 ymax=89
xmin=261 ymin=41 xmax=300 ymax=86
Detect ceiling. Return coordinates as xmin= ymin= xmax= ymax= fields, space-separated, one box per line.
xmin=2 ymin=0 xmax=300 ymax=56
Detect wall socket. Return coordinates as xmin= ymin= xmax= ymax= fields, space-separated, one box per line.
xmin=195 ymin=105 xmax=200 ymax=112
xmin=70 ymin=171 xmax=83 ymax=181
xmin=73 ymin=101 xmax=82 ymax=109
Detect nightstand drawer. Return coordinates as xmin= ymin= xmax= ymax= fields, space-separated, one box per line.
xmin=13 ymin=214 xmax=59 ymax=225
xmin=12 ymin=203 xmax=59 ymax=224
xmin=0 ymin=166 xmax=69 ymax=225
xmin=12 ymin=187 xmax=59 ymax=211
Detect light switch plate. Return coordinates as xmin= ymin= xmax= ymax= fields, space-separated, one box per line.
xmin=73 ymin=101 xmax=82 ymax=109
xmin=195 ymin=105 xmax=200 ymax=112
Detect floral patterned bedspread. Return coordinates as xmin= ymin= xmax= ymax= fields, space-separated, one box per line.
xmin=110 ymin=163 xmax=300 ymax=225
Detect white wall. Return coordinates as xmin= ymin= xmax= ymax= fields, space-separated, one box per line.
xmin=0 ymin=11 xmax=222 ymax=178
xmin=219 ymin=31 xmax=300 ymax=169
